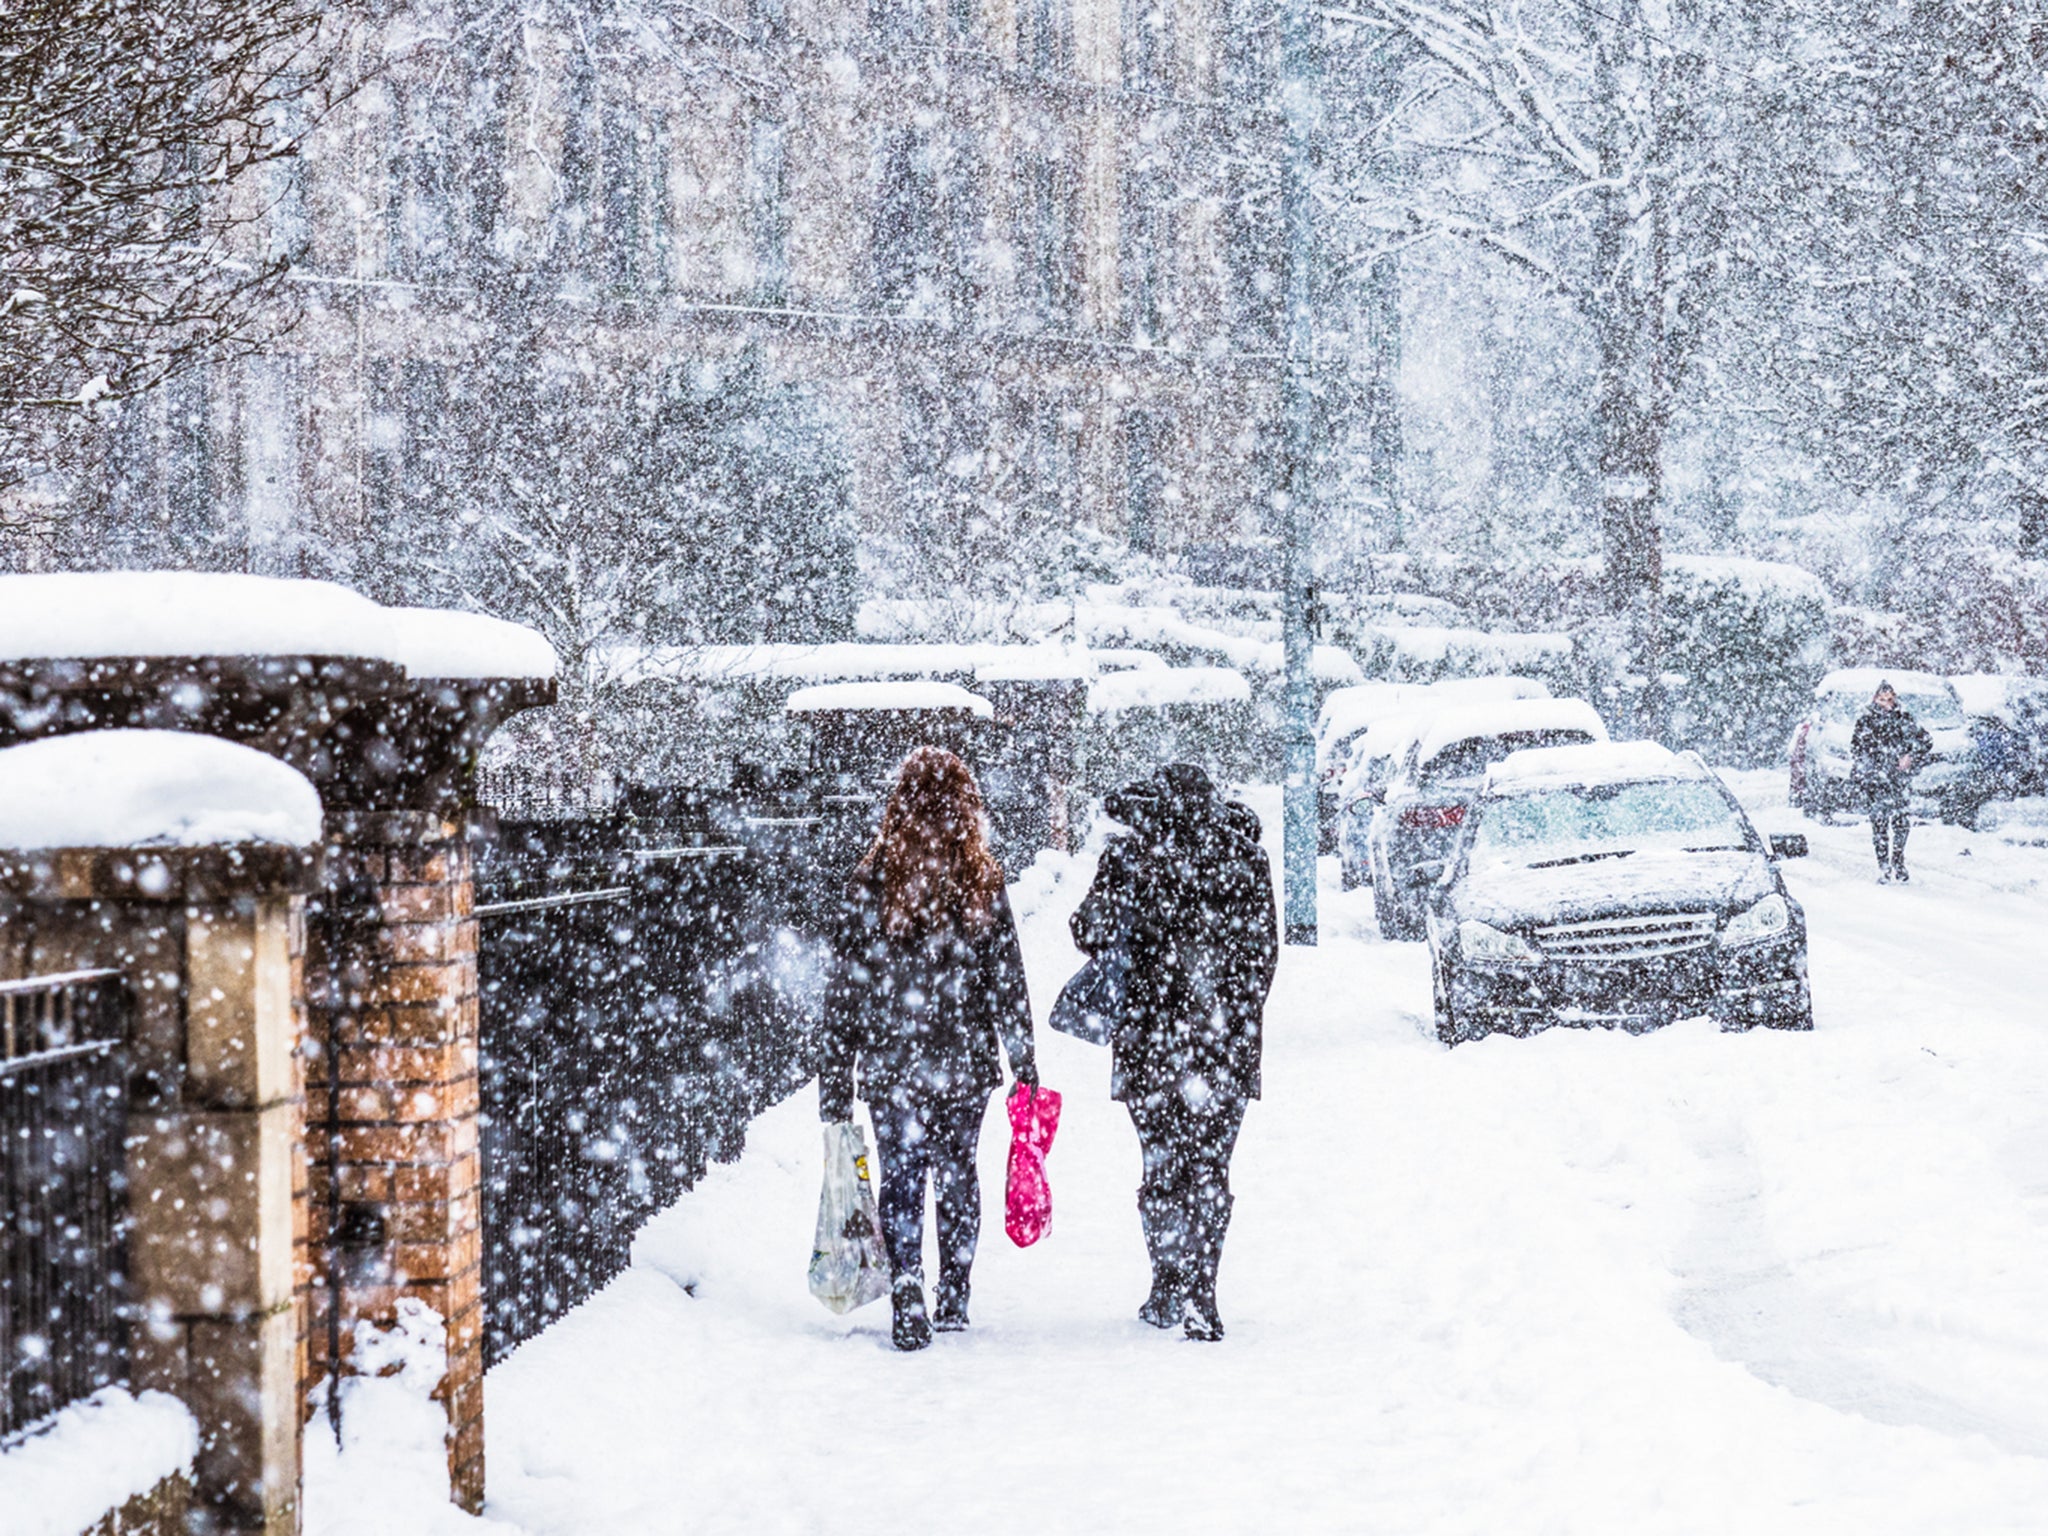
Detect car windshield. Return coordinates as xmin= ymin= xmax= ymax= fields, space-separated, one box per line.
xmin=1420 ymin=728 xmax=1598 ymax=786
xmin=1471 ymin=780 xmax=1752 ymax=868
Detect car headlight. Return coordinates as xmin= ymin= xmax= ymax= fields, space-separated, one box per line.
xmin=1458 ymin=919 xmax=1539 ymax=966
xmin=1720 ymin=893 xmax=1791 ymax=949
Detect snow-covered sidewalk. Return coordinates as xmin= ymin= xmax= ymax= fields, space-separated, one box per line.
xmin=326 ymin=783 xmax=2048 ymax=1534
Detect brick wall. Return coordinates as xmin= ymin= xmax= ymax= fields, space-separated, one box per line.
xmin=304 ymin=811 xmax=485 ymax=1512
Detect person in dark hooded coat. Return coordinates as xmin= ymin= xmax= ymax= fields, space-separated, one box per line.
xmin=816 ymin=747 xmax=1038 ymax=1351
xmin=1851 ymin=681 xmax=1934 ymax=883
xmin=1069 ymin=763 xmax=1277 ymax=1341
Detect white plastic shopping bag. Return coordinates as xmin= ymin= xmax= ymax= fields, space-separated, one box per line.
xmin=808 ymin=1121 xmax=892 ymax=1314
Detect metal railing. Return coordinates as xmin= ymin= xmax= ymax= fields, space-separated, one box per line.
xmin=1 ymin=970 xmax=130 ymax=1442
xmin=474 ymin=795 xmax=831 ymax=1368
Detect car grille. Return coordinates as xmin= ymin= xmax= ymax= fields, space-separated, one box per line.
xmin=1531 ymin=911 xmax=1718 ymax=962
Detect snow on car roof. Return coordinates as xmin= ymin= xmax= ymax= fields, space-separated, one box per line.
xmin=1336 ymin=712 xmax=1431 ymax=797
xmin=0 ymin=730 xmax=323 ymax=849
xmin=1484 ymin=740 xmax=1701 ymax=796
xmin=0 ymin=572 xmax=558 ymax=680
xmin=1413 ymin=697 xmax=1610 ymax=769
xmin=1949 ymin=672 xmax=2047 ymax=720
xmin=784 ymin=681 xmax=995 ymax=718
xmin=1817 ymin=667 xmax=1952 ymax=699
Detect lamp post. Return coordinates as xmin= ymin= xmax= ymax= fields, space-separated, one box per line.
xmin=1278 ymin=0 xmax=1319 ymax=945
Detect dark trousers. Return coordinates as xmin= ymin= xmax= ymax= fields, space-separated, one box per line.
xmin=868 ymin=1094 xmax=988 ymax=1288
xmin=1126 ymin=1091 xmax=1247 ymax=1285
xmin=1870 ymin=809 xmax=1911 ymax=873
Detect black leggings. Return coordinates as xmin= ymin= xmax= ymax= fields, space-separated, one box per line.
xmin=1127 ymin=1091 xmax=1247 ymax=1275
xmin=1870 ymin=810 xmax=1911 ymax=872
xmin=868 ymin=1094 xmax=988 ymax=1287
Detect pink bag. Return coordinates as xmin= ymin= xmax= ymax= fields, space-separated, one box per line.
xmin=1005 ymin=1083 xmax=1062 ymax=1247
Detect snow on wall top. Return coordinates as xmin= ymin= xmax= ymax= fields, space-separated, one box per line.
xmin=0 ymin=573 xmax=556 ymax=681
xmin=1486 ymin=740 xmax=1697 ymax=795
xmin=1087 ymin=667 xmax=1252 ymax=714
xmin=785 ymin=681 xmax=995 ymax=718
xmin=0 ymin=1387 xmax=198 ymax=1536
xmin=604 ymin=643 xmax=1086 ymax=688
xmin=0 ymin=730 xmax=323 ymax=849
xmin=1360 ymin=625 xmax=1572 ymax=666
xmin=1244 ymin=643 xmax=1366 ymax=683
xmin=382 ymin=607 xmax=559 ymax=680
xmin=1414 ymin=697 xmax=1611 ymax=768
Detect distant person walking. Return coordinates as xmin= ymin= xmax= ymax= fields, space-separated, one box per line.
xmin=1852 ymin=681 xmax=1934 ymax=884
xmin=816 ymin=747 xmax=1038 ymax=1351
xmin=1070 ymin=764 xmax=1277 ymax=1341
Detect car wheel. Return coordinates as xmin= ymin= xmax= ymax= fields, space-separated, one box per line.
xmin=1372 ymin=871 xmax=1403 ymax=941
xmin=1762 ymin=978 xmax=1815 ymax=1031
xmin=1433 ymin=963 xmax=1461 ymax=1046
xmin=1435 ymin=963 xmax=1487 ymax=1046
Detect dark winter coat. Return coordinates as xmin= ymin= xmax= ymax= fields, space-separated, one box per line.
xmin=816 ymin=871 xmax=1036 ymax=1124
xmin=1851 ymin=703 xmax=1934 ymax=812
xmin=1069 ymin=777 xmax=1278 ymax=1105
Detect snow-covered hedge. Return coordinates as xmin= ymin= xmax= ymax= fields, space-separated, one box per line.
xmin=1659 ymin=556 xmax=1832 ymax=766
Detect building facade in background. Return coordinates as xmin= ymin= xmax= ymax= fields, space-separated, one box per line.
xmin=81 ymin=0 xmax=1293 ymax=623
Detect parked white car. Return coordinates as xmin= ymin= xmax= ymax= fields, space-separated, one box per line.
xmin=1787 ymin=668 xmax=1982 ymax=822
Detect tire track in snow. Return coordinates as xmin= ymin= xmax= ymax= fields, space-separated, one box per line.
xmin=1669 ymin=1111 xmax=2048 ymax=1460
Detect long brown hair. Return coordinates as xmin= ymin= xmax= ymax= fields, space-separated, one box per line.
xmin=856 ymin=747 xmax=1004 ymax=940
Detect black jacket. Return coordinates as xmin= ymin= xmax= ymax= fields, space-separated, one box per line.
xmin=1070 ymin=783 xmax=1278 ymax=1104
xmin=816 ymin=872 xmax=1036 ymax=1123
xmin=1851 ymin=703 xmax=1934 ymax=810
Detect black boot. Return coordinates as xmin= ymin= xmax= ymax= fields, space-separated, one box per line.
xmin=892 ymin=1276 xmax=932 ymax=1352
xmin=1137 ymin=1194 xmax=1187 ymax=1329
xmin=1183 ymin=1193 xmax=1232 ymax=1343
xmin=932 ymin=1271 xmax=970 ymax=1332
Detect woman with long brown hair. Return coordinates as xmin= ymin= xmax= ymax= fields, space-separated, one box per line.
xmin=817 ymin=746 xmax=1038 ymax=1351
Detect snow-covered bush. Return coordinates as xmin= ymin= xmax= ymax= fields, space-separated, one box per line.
xmin=1659 ymin=556 xmax=1832 ymax=766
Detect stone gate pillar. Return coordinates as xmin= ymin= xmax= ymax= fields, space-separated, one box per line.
xmin=0 ymin=734 xmax=322 ymax=1536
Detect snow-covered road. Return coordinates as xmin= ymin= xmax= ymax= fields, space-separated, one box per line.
xmin=333 ymin=777 xmax=2048 ymax=1535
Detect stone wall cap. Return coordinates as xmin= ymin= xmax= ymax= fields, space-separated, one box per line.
xmin=0 ymin=731 xmax=322 ymax=850
xmin=0 ymin=572 xmax=556 ymax=683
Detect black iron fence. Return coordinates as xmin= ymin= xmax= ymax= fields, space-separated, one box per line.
xmin=1 ymin=970 xmax=130 ymax=1441
xmin=475 ymin=789 xmax=838 ymax=1367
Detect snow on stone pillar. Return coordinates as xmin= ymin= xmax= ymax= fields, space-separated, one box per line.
xmin=303 ymin=810 xmax=486 ymax=1512
xmin=0 ymin=573 xmax=559 ymax=1519
xmin=0 ymin=730 xmax=324 ymax=1536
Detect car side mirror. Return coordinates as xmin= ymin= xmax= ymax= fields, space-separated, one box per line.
xmin=1405 ymin=861 xmax=1445 ymax=889
xmin=1768 ymin=833 xmax=1808 ymax=860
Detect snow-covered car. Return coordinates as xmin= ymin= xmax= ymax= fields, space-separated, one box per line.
xmin=1787 ymin=668 xmax=1984 ymax=822
xmin=1949 ymin=672 xmax=2048 ymax=799
xmin=1420 ymin=741 xmax=1812 ymax=1046
xmin=1334 ymin=712 xmax=1429 ymax=889
xmin=1366 ymin=697 xmax=1609 ymax=941
xmin=1316 ymin=676 xmax=1551 ymax=853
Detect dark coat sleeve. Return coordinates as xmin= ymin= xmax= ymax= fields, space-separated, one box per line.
xmin=984 ymin=886 xmax=1037 ymax=1085
xmin=1071 ymin=836 xmax=1139 ymax=956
